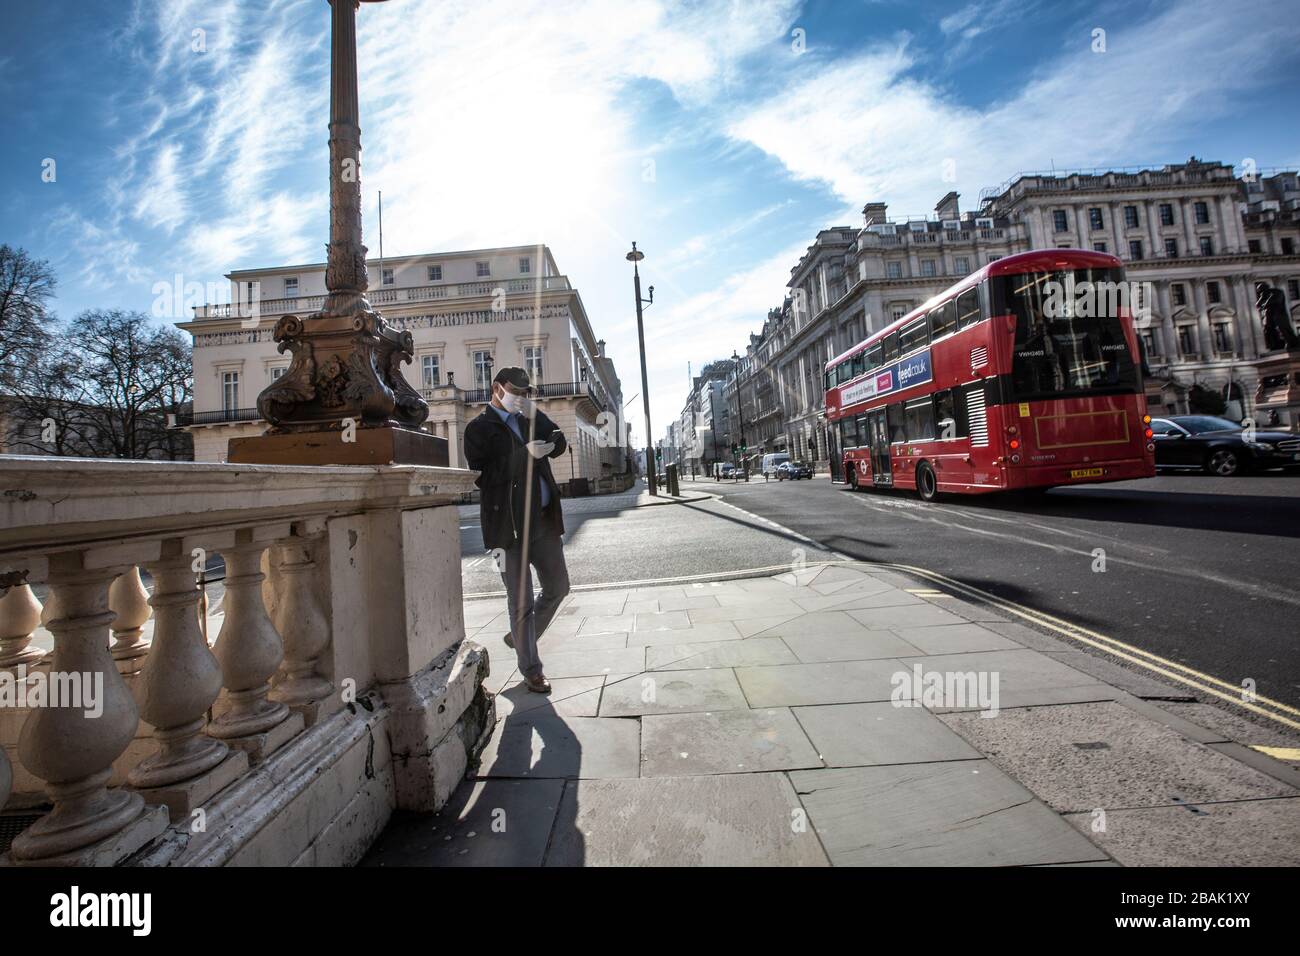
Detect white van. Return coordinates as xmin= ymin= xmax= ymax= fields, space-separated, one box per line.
xmin=761 ymin=453 xmax=791 ymax=478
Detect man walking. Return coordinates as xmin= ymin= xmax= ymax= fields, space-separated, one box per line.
xmin=464 ymin=367 xmax=571 ymax=694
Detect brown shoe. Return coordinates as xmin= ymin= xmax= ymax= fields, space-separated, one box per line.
xmin=524 ymin=673 xmax=551 ymax=694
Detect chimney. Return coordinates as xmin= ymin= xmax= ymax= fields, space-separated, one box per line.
xmin=596 ymin=339 xmax=606 ymax=357
xmin=862 ymin=202 xmax=888 ymax=225
xmin=935 ymin=191 xmax=960 ymax=221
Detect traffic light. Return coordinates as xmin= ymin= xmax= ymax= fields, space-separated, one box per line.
xmin=730 ymin=443 xmax=738 ymax=454
xmin=655 ymin=448 xmax=662 ymax=460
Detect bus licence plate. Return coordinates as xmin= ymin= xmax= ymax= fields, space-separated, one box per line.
xmin=1070 ymin=467 xmax=1104 ymax=478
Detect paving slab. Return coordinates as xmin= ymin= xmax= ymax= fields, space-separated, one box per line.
xmin=625 ymin=621 xmax=745 ymax=647
xmin=777 ymin=619 xmax=924 ymax=663
xmin=527 ymin=645 xmax=646 ymax=679
xmin=644 ymin=637 xmax=798 ymax=670
xmin=829 ymin=590 xmax=928 ymax=613
xmin=494 ymin=675 xmax=606 ymax=720
xmin=939 ymin=701 xmax=1297 ymax=813
xmin=1062 ymin=796 xmax=1300 ymax=866
xmin=889 ymin=623 xmax=1024 ymax=655
xmin=735 ymin=613 xmax=804 ymax=636
xmin=735 ymin=659 xmax=912 ymax=707
xmin=713 ymin=594 xmax=804 ymax=615
xmin=478 ymin=715 xmax=641 ymax=779
xmin=640 ymin=707 xmax=823 ymax=776
xmin=633 ymin=610 xmax=694 ymax=630
xmin=906 ymin=648 xmax=1119 ymax=710
xmin=793 ymin=701 xmax=982 ymax=767
xmin=544 ymin=774 xmax=829 ymax=866
xmin=654 ymin=594 xmax=723 ymax=612
xmin=847 ymin=603 xmax=968 ymax=629
xmin=789 ymin=762 xmax=1109 ymax=866
xmin=360 ymin=779 xmax=565 ymax=867
xmin=539 ymin=630 xmax=630 ymax=653
xmin=598 ymin=667 xmax=749 ymax=716
xmin=577 ymin=613 xmax=638 ymax=635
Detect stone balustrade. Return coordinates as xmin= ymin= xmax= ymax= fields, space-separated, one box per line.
xmin=0 ymin=456 xmax=492 ymax=866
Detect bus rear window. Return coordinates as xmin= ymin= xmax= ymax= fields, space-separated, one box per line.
xmin=992 ymin=268 xmax=1138 ymax=398
xmin=956 ymin=287 xmax=981 ymax=328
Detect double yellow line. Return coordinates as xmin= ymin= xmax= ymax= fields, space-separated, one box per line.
xmin=876 ymin=561 xmax=1300 ymax=733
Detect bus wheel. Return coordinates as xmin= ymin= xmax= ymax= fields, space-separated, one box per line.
xmin=916 ymin=461 xmax=938 ymax=502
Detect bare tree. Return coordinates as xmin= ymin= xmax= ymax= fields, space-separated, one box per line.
xmin=0 ymin=245 xmax=56 ymax=392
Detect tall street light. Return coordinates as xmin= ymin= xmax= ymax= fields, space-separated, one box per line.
xmin=627 ymin=243 xmax=656 ymax=495
xmin=731 ymin=350 xmax=748 ymax=479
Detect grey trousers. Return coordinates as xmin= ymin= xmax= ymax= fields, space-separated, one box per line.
xmin=500 ymin=532 xmax=570 ymax=679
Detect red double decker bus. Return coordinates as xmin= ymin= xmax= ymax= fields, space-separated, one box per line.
xmin=825 ymin=249 xmax=1156 ymax=500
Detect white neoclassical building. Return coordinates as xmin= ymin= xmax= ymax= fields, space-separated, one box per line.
xmin=176 ymin=244 xmax=630 ymax=488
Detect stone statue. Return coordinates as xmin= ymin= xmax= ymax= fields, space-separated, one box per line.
xmin=1256 ymin=285 xmax=1300 ymax=351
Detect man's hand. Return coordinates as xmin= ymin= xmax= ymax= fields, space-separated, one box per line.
xmin=525 ymin=439 xmax=555 ymax=460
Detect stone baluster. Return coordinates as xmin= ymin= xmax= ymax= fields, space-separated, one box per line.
xmin=9 ymin=552 xmax=165 ymax=863
xmin=269 ymin=531 xmax=334 ymax=721
xmin=0 ymin=578 xmax=45 ymax=669
xmin=208 ymin=528 xmax=299 ymax=758
xmin=108 ymin=565 xmax=152 ymax=671
xmin=127 ymin=541 xmax=237 ymax=806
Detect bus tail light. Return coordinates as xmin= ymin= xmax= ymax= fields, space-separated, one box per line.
xmin=1006 ymin=425 xmax=1018 ymax=435
xmin=1146 ymin=443 xmax=1155 ymax=453
xmin=1009 ymin=439 xmax=1020 ymax=450
xmin=1144 ymin=427 xmax=1153 ymax=439
xmin=1142 ymin=414 xmax=1151 ymax=425
xmin=1010 ymin=454 xmax=1021 ymax=464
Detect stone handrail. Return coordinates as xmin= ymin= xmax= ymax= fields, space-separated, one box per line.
xmin=0 ymin=456 xmax=492 ymax=867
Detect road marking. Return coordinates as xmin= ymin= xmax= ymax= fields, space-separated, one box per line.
xmin=877 ymin=561 xmax=1300 ymax=732
xmin=1249 ymin=745 xmax=1300 ymax=761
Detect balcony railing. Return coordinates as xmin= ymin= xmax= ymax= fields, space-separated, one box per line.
xmin=0 ymin=456 xmax=489 ymax=867
xmin=191 ymin=275 xmax=573 ymax=319
xmin=173 ymin=407 xmax=261 ymax=426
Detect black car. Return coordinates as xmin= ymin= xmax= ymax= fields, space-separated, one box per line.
xmin=777 ymin=460 xmax=814 ymax=480
xmin=1150 ymin=416 xmax=1300 ymax=476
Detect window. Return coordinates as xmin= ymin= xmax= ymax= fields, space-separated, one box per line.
xmin=890 ymin=305 xmax=908 ymax=322
xmin=899 ymin=317 xmax=929 ymax=354
xmin=1093 ymin=242 xmax=1108 ymax=253
xmin=1089 ymin=207 xmax=1104 ymax=230
xmin=1207 ymin=281 xmax=1221 ymax=303
xmin=931 ymin=300 xmax=957 ymax=340
xmin=1213 ymin=324 xmax=1232 ymax=354
xmin=954 ymin=256 xmax=970 ymax=274
xmin=221 ymin=371 xmax=239 ymax=412
xmin=1053 ymin=210 xmax=1068 ymax=232
xmin=850 ymin=352 xmax=865 ymax=377
xmin=1164 ymin=238 xmax=1178 ymax=258
xmin=519 ymin=257 xmax=531 ymax=274
xmin=956 ymin=287 xmax=981 ymax=328
xmin=524 ymin=346 xmax=543 ymax=382
xmin=920 ymin=259 xmax=937 ymax=277
xmin=886 ymin=261 xmax=903 ymax=279
xmin=1140 ymin=330 xmax=1156 ymax=359
xmin=840 ymin=416 xmax=859 ymax=449
xmin=427 ymin=265 xmax=442 ymax=281
xmin=1172 ymin=284 xmax=1187 ymax=306
xmin=1289 ymin=280 xmax=1300 ymax=301
xmin=933 ymin=389 xmax=964 ymax=439
xmin=284 ymin=277 xmax=299 ymax=297
xmin=887 ymin=403 xmax=907 ymax=443
xmin=988 ymin=254 xmax=1002 ymax=263
xmin=1248 ymin=240 xmax=1261 ymax=254
xmin=1194 ymin=202 xmax=1209 ymax=224
xmin=421 ymin=355 xmax=440 ymax=388
xmin=864 ymin=343 xmax=883 ymax=371
xmin=903 ymin=397 xmax=936 ymax=442
xmin=271 ymin=366 xmax=286 ymax=381
xmin=1177 ymin=326 xmax=1196 ymax=356
xmin=1283 ymin=238 xmax=1295 ymax=255
xmin=1124 ymin=206 xmax=1139 ymax=229
xmin=1199 ymin=237 xmax=1213 ymax=256
xmin=1128 ymin=240 xmax=1144 ymax=260
xmin=882 ymin=332 xmax=900 ymax=363
xmin=1159 ymin=204 xmax=1174 ymax=226
xmin=473 ymin=350 xmax=493 ymax=388
xmin=476 ymin=261 xmax=491 ymax=277
xmin=382 ymin=268 xmax=394 ymax=286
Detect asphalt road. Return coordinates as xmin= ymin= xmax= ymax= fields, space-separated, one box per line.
xmin=684 ymin=471 xmax=1300 ymax=710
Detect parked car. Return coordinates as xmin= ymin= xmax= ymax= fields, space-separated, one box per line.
xmin=714 ymin=463 xmax=736 ymax=479
xmin=776 ymin=460 xmax=813 ymax=480
xmin=1151 ymin=416 xmax=1300 ymax=475
xmin=761 ymin=452 xmax=791 ymax=478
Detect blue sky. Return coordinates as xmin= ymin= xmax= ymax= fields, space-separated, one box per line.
xmin=4 ymin=0 xmax=1299 ymax=446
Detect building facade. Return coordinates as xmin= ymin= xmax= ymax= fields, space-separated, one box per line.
xmin=176 ymin=245 xmax=629 ymax=487
xmin=724 ymin=160 xmax=1300 ymax=475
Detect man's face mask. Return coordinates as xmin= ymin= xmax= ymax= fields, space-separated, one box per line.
xmin=498 ymin=385 xmax=529 ymax=414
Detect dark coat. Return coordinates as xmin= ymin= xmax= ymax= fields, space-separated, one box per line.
xmin=464 ymin=404 xmax=567 ymax=550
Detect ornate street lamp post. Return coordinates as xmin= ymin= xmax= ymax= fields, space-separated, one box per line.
xmin=627 ymin=243 xmax=656 ymax=495
xmin=229 ymin=0 xmax=446 ymax=465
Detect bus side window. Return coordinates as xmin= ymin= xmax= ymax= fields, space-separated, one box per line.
xmin=887 ymin=403 xmax=906 ymax=444
xmin=883 ymin=332 xmax=900 ymax=363
xmin=904 ymin=398 xmax=935 ymax=441
xmin=957 ymin=287 xmax=981 ymax=328
xmin=900 ymin=318 xmax=928 ymax=354
xmin=856 ymin=414 xmax=868 ymax=443
xmin=934 ymin=389 xmax=960 ymax=439
xmin=851 ymin=352 xmax=865 ymax=377
xmin=865 ymin=343 xmax=883 ymax=370
xmin=932 ymin=300 xmax=957 ymax=339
